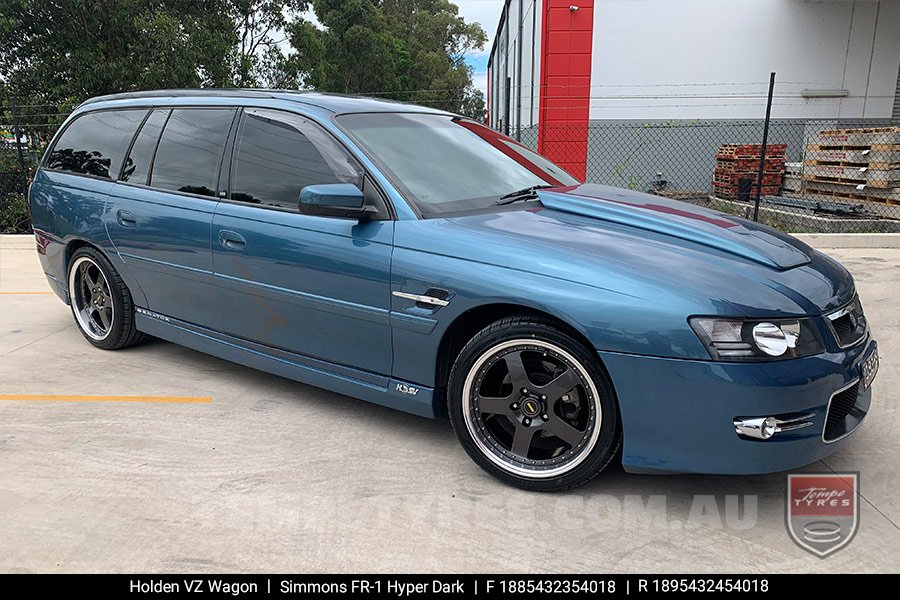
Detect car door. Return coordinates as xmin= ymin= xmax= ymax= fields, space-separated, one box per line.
xmin=211 ymin=107 xmax=394 ymax=376
xmin=106 ymin=107 xmax=237 ymax=328
xmin=34 ymin=108 xmax=147 ymax=297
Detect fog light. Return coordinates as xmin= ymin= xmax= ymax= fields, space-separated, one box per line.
xmin=734 ymin=413 xmax=815 ymax=440
xmin=734 ymin=416 xmax=774 ymax=439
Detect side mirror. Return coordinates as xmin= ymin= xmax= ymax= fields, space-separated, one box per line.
xmin=298 ymin=183 xmax=375 ymax=219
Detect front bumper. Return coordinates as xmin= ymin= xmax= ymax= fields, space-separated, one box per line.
xmin=599 ymin=338 xmax=875 ymax=474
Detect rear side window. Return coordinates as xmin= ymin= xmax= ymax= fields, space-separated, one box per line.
xmin=46 ymin=109 xmax=147 ymax=179
xmin=230 ymin=108 xmax=362 ymax=209
xmin=150 ymin=108 xmax=235 ymax=197
xmin=121 ymin=109 xmax=169 ymax=185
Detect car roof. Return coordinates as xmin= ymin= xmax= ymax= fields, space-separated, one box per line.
xmin=78 ymin=89 xmax=455 ymax=116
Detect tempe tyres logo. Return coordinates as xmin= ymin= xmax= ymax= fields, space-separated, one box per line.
xmin=786 ymin=473 xmax=859 ymax=557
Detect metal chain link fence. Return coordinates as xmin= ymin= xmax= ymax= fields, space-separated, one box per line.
xmin=1 ymin=100 xmax=76 ymax=233
xmin=0 ymin=97 xmax=75 ymax=234
xmin=514 ymin=118 xmax=900 ymax=233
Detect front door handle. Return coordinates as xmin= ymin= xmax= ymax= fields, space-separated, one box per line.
xmin=218 ymin=229 xmax=246 ymax=251
xmin=116 ymin=209 xmax=137 ymax=227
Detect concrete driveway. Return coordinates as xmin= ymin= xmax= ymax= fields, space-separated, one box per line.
xmin=1 ymin=237 xmax=897 ymax=573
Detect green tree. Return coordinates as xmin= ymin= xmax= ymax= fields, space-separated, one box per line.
xmin=0 ymin=1 xmax=236 ymax=106
xmin=0 ymin=0 xmax=486 ymax=122
xmin=282 ymin=0 xmax=486 ymax=117
xmin=0 ymin=0 xmax=308 ymax=132
xmin=227 ymin=0 xmax=309 ymax=86
xmin=284 ymin=0 xmax=402 ymax=94
xmin=383 ymin=0 xmax=485 ymax=115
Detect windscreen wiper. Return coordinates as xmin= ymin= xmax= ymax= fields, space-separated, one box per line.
xmin=495 ymin=184 xmax=555 ymax=205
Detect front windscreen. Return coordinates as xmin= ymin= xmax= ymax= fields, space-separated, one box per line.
xmin=336 ymin=113 xmax=580 ymax=217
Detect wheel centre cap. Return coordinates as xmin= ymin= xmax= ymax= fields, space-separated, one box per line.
xmin=520 ymin=396 xmax=542 ymax=417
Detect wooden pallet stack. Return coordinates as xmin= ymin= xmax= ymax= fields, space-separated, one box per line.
xmin=713 ymin=144 xmax=787 ymax=199
xmin=803 ymin=126 xmax=900 ymax=205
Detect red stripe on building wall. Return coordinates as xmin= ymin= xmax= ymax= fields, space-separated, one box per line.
xmin=538 ymin=0 xmax=594 ymax=181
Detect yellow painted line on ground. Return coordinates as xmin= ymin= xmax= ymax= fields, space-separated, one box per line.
xmin=0 ymin=394 xmax=212 ymax=403
xmin=0 ymin=291 xmax=54 ymax=295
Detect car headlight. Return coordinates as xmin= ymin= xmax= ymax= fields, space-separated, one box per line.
xmin=689 ymin=317 xmax=824 ymax=361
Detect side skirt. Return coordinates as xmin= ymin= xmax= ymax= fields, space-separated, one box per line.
xmin=134 ymin=310 xmax=438 ymax=418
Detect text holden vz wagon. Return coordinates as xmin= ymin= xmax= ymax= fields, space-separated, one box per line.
xmin=29 ymin=90 xmax=878 ymax=491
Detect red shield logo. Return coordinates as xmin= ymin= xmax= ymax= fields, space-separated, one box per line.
xmin=786 ymin=473 xmax=858 ymax=557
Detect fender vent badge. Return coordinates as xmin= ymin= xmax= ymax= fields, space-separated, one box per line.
xmin=392 ymin=290 xmax=450 ymax=307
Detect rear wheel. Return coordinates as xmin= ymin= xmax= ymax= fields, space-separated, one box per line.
xmin=67 ymin=246 xmax=147 ymax=350
xmin=448 ymin=316 xmax=620 ymax=491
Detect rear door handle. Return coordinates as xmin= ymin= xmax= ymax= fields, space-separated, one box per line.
xmin=116 ymin=209 xmax=137 ymax=227
xmin=217 ymin=229 xmax=246 ymax=251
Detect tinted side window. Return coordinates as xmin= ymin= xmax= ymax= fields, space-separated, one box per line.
xmin=231 ymin=108 xmax=362 ymax=209
xmin=46 ymin=110 xmax=147 ymax=179
xmin=121 ymin=109 xmax=169 ymax=184
xmin=150 ymin=108 xmax=235 ymax=197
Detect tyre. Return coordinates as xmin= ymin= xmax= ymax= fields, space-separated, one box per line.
xmin=448 ymin=316 xmax=621 ymax=491
xmin=67 ymin=246 xmax=147 ymax=350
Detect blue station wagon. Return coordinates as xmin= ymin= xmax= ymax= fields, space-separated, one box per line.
xmin=29 ymin=90 xmax=878 ymax=491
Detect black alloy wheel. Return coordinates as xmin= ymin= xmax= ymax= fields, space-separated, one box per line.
xmin=448 ymin=316 xmax=620 ymax=491
xmin=67 ymin=246 xmax=147 ymax=350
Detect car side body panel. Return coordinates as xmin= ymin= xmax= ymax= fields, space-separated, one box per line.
xmin=30 ymin=170 xmax=126 ymax=303
xmin=211 ymin=202 xmax=395 ymax=375
xmin=133 ymin=310 xmax=437 ymax=417
xmin=104 ymin=184 xmax=220 ymax=329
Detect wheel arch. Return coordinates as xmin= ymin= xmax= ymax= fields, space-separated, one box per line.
xmin=65 ymin=238 xmax=96 ymax=268
xmin=434 ymin=302 xmax=599 ymax=398
xmin=62 ymin=238 xmax=102 ymax=301
xmin=63 ymin=237 xmax=147 ymax=307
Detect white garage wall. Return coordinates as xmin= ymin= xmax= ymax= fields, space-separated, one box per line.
xmin=489 ymin=0 xmax=542 ymax=133
xmin=589 ymin=0 xmax=900 ymax=120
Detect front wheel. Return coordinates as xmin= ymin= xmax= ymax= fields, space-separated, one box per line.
xmin=448 ymin=316 xmax=621 ymax=491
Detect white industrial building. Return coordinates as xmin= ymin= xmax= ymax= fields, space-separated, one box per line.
xmin=487 ymin=0 xmax=900 ymax=179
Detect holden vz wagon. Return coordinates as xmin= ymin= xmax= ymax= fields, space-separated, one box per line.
xmin=29 ymin=90 xmax=878 ymax=491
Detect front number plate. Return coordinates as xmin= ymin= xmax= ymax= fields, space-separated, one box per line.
xmin=860 ymin=343 xmax=879 ymax=391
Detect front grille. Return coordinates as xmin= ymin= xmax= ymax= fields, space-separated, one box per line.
xmin=824 ymin=383 xmax=860 ymax=442
xmin=826 ymin=296 xmax=867 ymax=348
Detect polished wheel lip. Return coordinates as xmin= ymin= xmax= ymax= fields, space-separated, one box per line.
xmin=462 ymin=338 xmax=602 ymax=479
xmin=68 ymin=256 xmax=114 ymax=341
